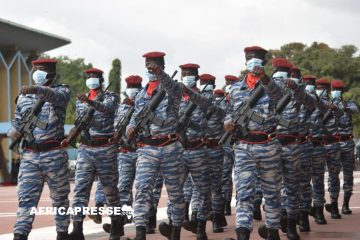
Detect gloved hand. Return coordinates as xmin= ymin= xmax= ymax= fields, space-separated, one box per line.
xmin=21 ymin=85 xmax=38 ymax=95
xmin=146 ymin=62 xmax=163 ymax=75
xmin=224 ymin=120 xmax=236 ymax=132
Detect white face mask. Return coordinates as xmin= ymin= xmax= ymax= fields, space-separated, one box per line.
xmin=316 ymin=89 xmax=325 ymax=97
xmin=86 ymin=78 xmax=100 ymax=89
xmin=273 ymin=71 xmax=289 ymax=80
xmin=32 ymin=70 xmax=48 ymax=85
xmin=225 ymin=85 xmax=231 ymax=93
xmin=145 ymin=70 xmax=157 ymax=81
xmin=331 ymin=90 xmax=342 ymax=99
xmin=246 ymin=58 xmax=263 ymax=73
xmin=182 ymin=76 xmax=196 ymax=87
xmin=199 ymin=84 xmax=214 ymax=92
xmin=305 ymin=85 xmax=315 ymax=92
xmin=215 ymin=97 xmax=223 ymax=101
xmin=126 ymin=88 xmax=139 ymax=99
xmin=289 ymin=77 xmax=300 ymax=84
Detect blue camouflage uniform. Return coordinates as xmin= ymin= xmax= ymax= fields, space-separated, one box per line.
xmin=335 ymin=98 xmax=358 ymax=198
xmin=225 ymin=75 xmax=283 ymax=231
xmin=71 ymin=91 xmax=120 ymax=221
xmin=127 ymin=71 xmax=185 ymax=228
xmin=9 ymin=85 xmax=71 ymax=236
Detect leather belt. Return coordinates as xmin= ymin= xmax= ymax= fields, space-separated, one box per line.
xmin=81 ymin=135 xmax=113 ymax=147
xmin=183 ymin=138 xmax=207 ymax=150
xmin=119 ymin=147 xmax=136 ymax=153
xmin=297 ymin=135 xmax=311 ymax=144
xmin=323 ymin=136 xmax=340 ymax=144
xmin=339 ymin=134 xmax=354 ymax=142
xmin=277 ymin=134 xmax=299 ymax=146
xmin=206 ymin=138 xmax=221 ymax=148
xmin=237 ymin=131 xmax=277 ymax=144
xmin=311 ymin=137 xmax=324 ymax=147
xmin=23 ymin=140 xmax=63 ymax=152
xmin=140 ymin=134 xmax=178 ymax=147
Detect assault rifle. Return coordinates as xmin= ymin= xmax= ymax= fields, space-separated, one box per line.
xmin=218 ymin=85 xmax=265 ymax=145
xmin=131 ymin=70 xmax=178 ymax=138
xmin=62 ymin=83 xmax=112 ymax=148
xmin=112 ymin=105 xmax=135 ymax=142
xmin=9 ymin=75 xmax=60 ymax=153
xmin=275 ymin=92 xmax=292 ymax=128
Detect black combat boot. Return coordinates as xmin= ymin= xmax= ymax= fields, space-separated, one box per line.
xmin=146 ymin=207 xmax=156 ymax=234
xmin=56 ymin=231 xmax=69 ymax=240
xmin=196 ymin=220 xmax=208 ymax=240
xmin=258 ymin=224 xmax=267 ymax=239
xmin=133 ymin=226 xmax=146 ymax=240
xmin=224 ymin=201 xmax=232 ymax=216
xmin=109 ymin=217 xmax=125 ymax=240
xmin=103 ymin=223 xmax=111 ymax=233
xmin=182 ymin=212 xmax=198 ymax=234
xmin=88 ymin=203 xmax=103 ymax=224
xmin=13 ymin=233 xmax=27 ymax=240
xmin=253 ymin=201 xmax=262 ymax=221
xmin=298 ymin=210 xmax=310 ymax=232
xmin=266 ymin=228 xmax=280 ymax=240
xmin=314 ymin=206 xmax=327 ymax=224
xmin=342 ymin=195 xmax=352 ymax=214
xmin=236 ymin=227 xmax=250 ymax=240
xmin=286 ymin=218 xmax=300 ymax=240
xmin=159 ymin=218 xmax=172 ymax=240
xmin=170 ymin=226 xmax=181 ymax=240
xmin=213 ymin=213 xmax=224 ymax=233
xmin=325 ymin=202 xmax=341 ymax=219
xmin=280 ymin=209 xmax=287 ymax=233
xmin=185 ymin=202 xmax=190 ymax=221
xmin=69 ymin=221 xmax=85 ymax=240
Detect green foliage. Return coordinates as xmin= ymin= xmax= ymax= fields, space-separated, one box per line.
xmin=109 ymin=58 xmax=122 ymax=97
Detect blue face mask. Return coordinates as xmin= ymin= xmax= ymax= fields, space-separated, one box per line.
xmin=32 ymin=70 xmax=48 ymax=85
xmin=316 ymin=89 xmax=325 ymax=97
xmin=86 ymin=78 xmax=100 ymax=89
xmin=199 ymin=84 xmax=214 ymax=92
xmin=289 ymin=77 xmax=300 ymax=84
xmin=331 ymin=90 xmax=342 ymax=99
xmin=126 ymin=88 xmax=139 ymax=99
xmin=246 ymin=58 xmax=263 ymax=73
xmin=145 ymin=71 xmax=157 ymax=81
xmin=182 ymin=76 xmax=196 ymax=87
xmin=273 ymin=71 xmax=289 ymax=80
xmin=225 ymin=85 xmax=231 ymax=93
xmin=305 ymin=85 xmax=315 ymax=92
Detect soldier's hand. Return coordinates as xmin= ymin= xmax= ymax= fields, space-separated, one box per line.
xmin=252 ymin=66 xmax=265 ymax=76
xmin=126 ymin=127 xmax=136 ymax=140
xmin=146 ymin=62 xmax=163 ymax=75
xmin=285 ymin=79 xmax=297 ymax=90
xmin=224 ymin=120 xmax=235 ymax=132
xmin=69 ymin=127 xmax=77 ymax=136
xmin=8 ymin=129 xmax=21 ymax=140
xmin=123 ymin=98 xmax=135 ymax=106
xmin=21 ymin=85 xmax=38 ymax=95
xmin=77 ymin=94 xmax=89 ymax=103
xmin=328 ymin=103 xmax=337 ymax=110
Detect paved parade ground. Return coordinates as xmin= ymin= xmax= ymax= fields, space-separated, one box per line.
xmin=1 ymin=172 xmax=360 ymax=240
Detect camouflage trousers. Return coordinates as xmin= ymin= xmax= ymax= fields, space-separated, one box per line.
xmin=183 ymin=174 xmax=193 ymax=204
xmin=151 ymin=173 xmax=164 ymax=209
xmin=340 ymin=139 xmax=356 ymax=198
xmin=72 ymin=143 xmax=120 ymax=221
xmin=234 ymin=140 xmax=282 ymax=230
xmin=254 ymin=172 xmax=263 ymax=204
xmin=324 ymin=142 xmax=341 ymax=202
xmin=95 ymin=181 xmax=106 ymax=205
xmin=222 ymin=146 xmax=234 ymax=202
xmin=311 ymin=144 xmax=327 ymax=207
xmin=14 ymin=149 xmax=70 ymax=235
xmin=280 ymin=144 xmax=301 ymax=219
xmin=134 ymin=142 xmax=184 ymax=227
xmin=298 ymin=141 xmax=313 ymax=211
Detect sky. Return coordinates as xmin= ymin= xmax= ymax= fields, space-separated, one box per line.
xmin=1 ymin=0 xmax=360 ymax=88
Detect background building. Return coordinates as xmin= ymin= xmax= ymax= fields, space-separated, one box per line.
xmin=0 ymin=18 xmax=70 ymax=183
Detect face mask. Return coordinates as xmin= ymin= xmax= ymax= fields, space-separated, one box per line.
xmin=225 ymin=85 xmax=231 ymax=93
xmin=199 ymin=84 xmax=214 ymax=92
xmin=126 ymin=88 xmax=139 ymax=99
xmin=215 ymin=97 xmax=223 ymax=101
xmin=145 ymin=70 xmax=157 ymax=81
xmin=86 ymin=78 xmax=100 ymax=89
xmin=331 ymin=90 xmax=342 ymax=99
xmin=316 ymin=89 xmax=325 ymax=97
xmin=32 ymin=70 xmax=48 ymax=85
xmin=273 ymin=71 xmax=289 ymax=80
xmin=182 ymin=76 xmax=196 ymax=87
xmin=246 ymin=58 xmax=263 ymax=73
xmin=289 ymin=77 xmax=300 ymax=84
xmin=305 ymin=85 xmax=315 ymax=92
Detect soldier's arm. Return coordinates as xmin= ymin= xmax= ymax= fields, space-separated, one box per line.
xmin=292 ymin=86 xmax=317 ymax=111
xmin=7 ymin=98 xmax=23 ymax=137
xmin=261 ymin=77 xmax=283 ymax=103
xmin=35 ymin=85 xmax=71 ymax=107
xmin=88 ymin=93 xmax=119 ymax=113
xmin=346 ymin=101 xmax=359 ymax=114
xmin=187 ymin=90 xmax=226 ymax=118
xmin=157 ymin=71 xmax=182 ymax=100
xmin=127 ymin=93 xmax=142 ymax=130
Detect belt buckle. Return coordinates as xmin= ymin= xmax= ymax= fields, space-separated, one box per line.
xmin=267 ymin=132 xmax=276 ymax=140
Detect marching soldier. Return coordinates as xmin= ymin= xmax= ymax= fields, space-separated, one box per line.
xmin=8 ymin=58 xmax=71 ymax=240
xmin=126 ymin=52 xmax=185 ymax=240
xmin=69 ymin=68 xmax=123 ymax=240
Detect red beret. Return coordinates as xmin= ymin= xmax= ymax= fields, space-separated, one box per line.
xmin=331 ymin=80 xmax=345 ymax=89
xmin=214 ymin=89 xmax=225 ymax=95
xmin=316 ymin=78 xmax=331 ymax=86
xmin=244 ymin=46 xmax=268 ymax=54
xmin=125 ymin=75 xmax=142 ymax=86
xmin=225 ymin=75 xmax=239 ymax=81
xmin=142 ymin=51 xmax=166 ymax=58
xmin=199 ymin=74 xmax=216 ymax=81
xmin=179 ymin=63 xmax=200 ymax=69
xmin=290 ymin=66 xmax=300 ymax=72
xmin=84 ymin=68 xmax=104 ymax=74
xmin=272 ymin=58 xmax=293 ymax=69
xmin=32 ymin=58 xmax=57 ymax=65
xmin=302 ymin=75 xmax=317 ymax=81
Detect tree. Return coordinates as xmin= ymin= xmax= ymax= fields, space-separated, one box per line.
xmin=109 ymin=58 xmax=122 ymax=97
